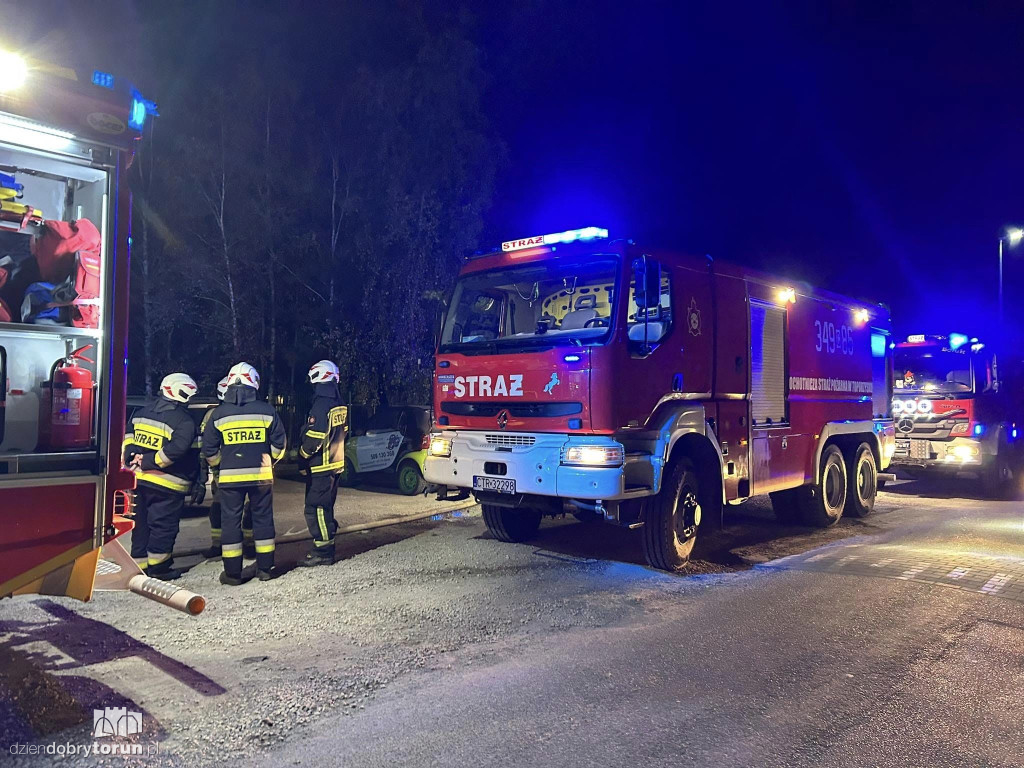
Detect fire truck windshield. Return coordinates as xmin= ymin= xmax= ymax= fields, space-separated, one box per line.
xmin=894 ymin=348 xmax=973 ymax=394
xmin=439 ymin=258 xmax=618 ymax=352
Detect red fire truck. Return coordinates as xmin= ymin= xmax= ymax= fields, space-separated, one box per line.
xmin=0 ymin=51 xmax=203 ymax=613
xmin=890 ymin=333 xmax=1021 ymax=495
xmin=424 ymin=228 xmax=895 ymax=570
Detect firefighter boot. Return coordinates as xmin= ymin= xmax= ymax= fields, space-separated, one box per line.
xmin=147 ymin=559 xmax=182 ymax=581
xmin=219 ymin=569 xmax=251 ymax=587
xmin=297 ymin=550 xmax=334 ymax=568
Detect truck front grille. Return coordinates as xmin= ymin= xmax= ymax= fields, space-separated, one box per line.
xmin=485 ymin=434 xmax=536 ymax=447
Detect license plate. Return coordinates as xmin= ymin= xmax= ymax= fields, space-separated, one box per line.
xmin=473 ymin=476 xmax=516 ymax=494
xmin=895 ymin=438 xmax=910 ymax=456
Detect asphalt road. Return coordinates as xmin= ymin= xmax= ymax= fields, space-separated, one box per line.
xmin=3 ymin=476 xmax=1023 ymax=768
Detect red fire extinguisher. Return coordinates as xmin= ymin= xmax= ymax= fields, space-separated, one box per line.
xmin=39 ymin=345 xmax=96 ymax=451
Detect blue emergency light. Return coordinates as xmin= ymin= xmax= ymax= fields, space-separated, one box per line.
xmin=129 ymin=91 xmax=147 ymax=131
xmin=543 ymin=226 xmax=608 ymax=245
xmin=973 ymin=424 xmax=985 ymax=436
xmin=949 ymin=333 xmax=969 ymax=351
xmin=92 ymin=70 xmax=115 ymax=89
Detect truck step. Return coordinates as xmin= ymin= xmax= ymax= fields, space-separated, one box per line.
xmin=622 ymin=485 xmax=652 ymax=496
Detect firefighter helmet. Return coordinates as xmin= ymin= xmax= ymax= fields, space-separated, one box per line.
xmin=227 ymin=362 xmax=260 ymax=390
xmin=160 ymin=373 xmax=198 ymax=403
xmin=308 ymin=360 xmax=340 ymax=384
xmin=216 ymin=376 xmax=230 ymax=401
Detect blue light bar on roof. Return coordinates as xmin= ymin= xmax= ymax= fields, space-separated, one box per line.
xmin=949 ymin=333 xmax=969 ymax=351
xmin=502 ymin=226 xmax=608 ymax=253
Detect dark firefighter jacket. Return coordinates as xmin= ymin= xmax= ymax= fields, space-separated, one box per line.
xmin=201 ymin=384 xmax=287 ymax=487
xmin=299 ymin=382 xmax=348 ymax=474
xmin=123 ymin=397 xmax=199 ymax=495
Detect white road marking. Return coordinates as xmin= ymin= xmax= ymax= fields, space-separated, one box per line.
xmin=835 ymin=555 xmax=860 ymax=567
xmin=980 ymin=573 xmax=1012 ymax=595
xmin=946 ymin=567 xmax=970 ymax=580
xmin=870 ymin=558 xmax=895 ymax=568
xmin=805 ymin=552 xmax=832 ymax=562
xmin=897 ymin=563 xmax=930 ymax=580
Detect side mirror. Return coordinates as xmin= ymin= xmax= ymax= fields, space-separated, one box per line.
xmin=631 ymin=256 xmax=662 ymax=309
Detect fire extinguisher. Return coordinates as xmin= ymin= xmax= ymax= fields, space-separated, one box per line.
xmin=39 ymin=345 xmax=95 ymax=451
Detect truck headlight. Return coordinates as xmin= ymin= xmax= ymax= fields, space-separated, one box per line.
xmin=429 ymin=436 xmax=453 ymax=457
xmin=561 ymin=444 xmax=624 ymax=467
xmin=949 ymin=443 xmax=980 ymax=461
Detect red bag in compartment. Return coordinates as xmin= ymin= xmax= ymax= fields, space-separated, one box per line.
xmin=69 ymin=250 xmax=101 ymax=327
xmin=38 ymin=219 xmax=102 ymax=328
xmin=0 ymin=297 xmax=11 ymax=323
xmin=35 ymin=219 xmax=101 ymax=284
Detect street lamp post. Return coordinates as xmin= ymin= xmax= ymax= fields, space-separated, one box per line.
xmin=999 ymin=228 xmax=1024 ymax=333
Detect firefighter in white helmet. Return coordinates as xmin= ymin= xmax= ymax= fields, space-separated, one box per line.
xmin=296 ymin=360 xmax=348 ymax=567
xmin=201 ymin=362 xmax=287 ymax=585
xmin=200 ymin=376 xmax=252 ymax=558
xmin=122 ymin=373 xmax=200 ymax=580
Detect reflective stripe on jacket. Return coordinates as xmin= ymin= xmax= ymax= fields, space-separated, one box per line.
xmin=122 ymin=399 xmax=198 ymax=495
xmin=299 ymin=384 xmax=347 ymax=475
xmin=201 ymin=385 xmax=287 ymax=487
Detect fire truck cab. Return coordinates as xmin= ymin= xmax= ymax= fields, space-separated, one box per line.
xmin=424 ymin=228 xmax=895 ymax=570
xmin=890 ymin=333 xmax=1020 ymax=495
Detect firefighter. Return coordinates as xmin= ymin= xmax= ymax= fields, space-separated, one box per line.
xmin=123 ymin=373 xmax=199 ymax=580
xmin=202 ymin=362 xmax=287 ymax=586
xmin=296 ymin=360 xmax=348 ymax=567
xmin=200 ymin=376 xmax=255 ymax=558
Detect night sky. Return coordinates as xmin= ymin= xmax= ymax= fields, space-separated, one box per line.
xmin=8 ymin=0 xmax=1024 ymax=342
xmin=478 ymin=1 xmax=1024 ymax=341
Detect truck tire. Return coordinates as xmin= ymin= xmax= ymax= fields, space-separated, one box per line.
xmin=482 ymin=504 xmax=542 ymax=543
xmin=642 ymin=458 xmax=701 ymax=571
xmin=396 ymin=460 xmax=427 ymax=496
xmin=798 ymin=444 xmax=847 ymax=527
xmin=982 ymin=451 xmax=1017 ymax=499
xmin=769 ymin=489 xmax=802 ymax=525
xmin=844 ymin=443 xmax=877 ymax=518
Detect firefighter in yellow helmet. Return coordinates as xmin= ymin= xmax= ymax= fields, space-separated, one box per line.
xmin=201 ymin=363 xmax=287 ymax=585
xmin=296 ymin=360 xmax=348 ymax=567
xmin=122 ymin=373 xmax=199 ymax=580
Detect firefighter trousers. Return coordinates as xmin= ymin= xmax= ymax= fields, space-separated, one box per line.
xmin=303 ymin=472 xmax=339 ymax=556
xmin=130 ymin=486 xmax=184 ymax=571
xmin=219 ymin=485 xmax=276 ymax=576
xmin=209 ymin=488 xmax=252 ymax=545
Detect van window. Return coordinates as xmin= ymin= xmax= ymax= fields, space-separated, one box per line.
xmin=750 ymin=301 xmax=787 ymax=425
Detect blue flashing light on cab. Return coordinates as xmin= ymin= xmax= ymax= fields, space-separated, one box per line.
xmin=949 ymin=332 xmax=969 ymax=351
xmin=973 ymin=424 xmax=985 ymax=436
xmin=129 ymin=91 xmax=147 ymax=131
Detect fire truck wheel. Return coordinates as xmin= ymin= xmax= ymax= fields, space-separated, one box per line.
xmin=642 ymin=458 xmax=700 ymax=571
xmin=982 ymin=452 xmax=1017 ymax=499
xmin=769 ymin=489 xmax=802 ymax=525
xmin=798 ymin=444 xmax=847 ymax=527
xmin=482 ymin=504 xmax=543 ymax=543
xmin=844 ymin=443 xmax=877 ymax=518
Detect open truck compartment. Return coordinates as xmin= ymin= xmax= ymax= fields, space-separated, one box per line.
xmin=0 ymin=144 xmax=109 ymax=477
